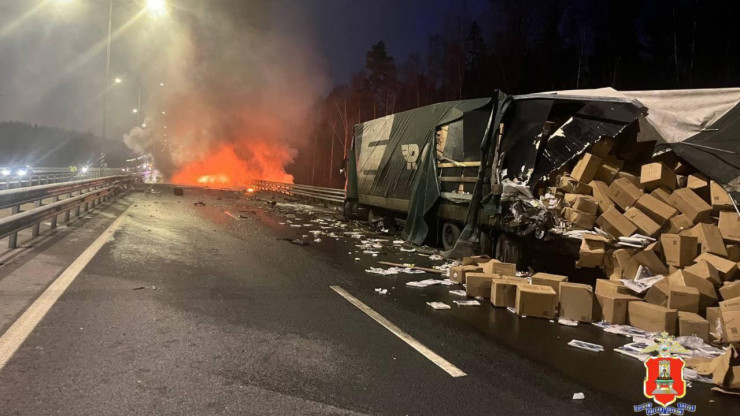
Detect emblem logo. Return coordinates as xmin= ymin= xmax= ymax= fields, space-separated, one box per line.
xmin=634 ymin=333 xmax=696 ymax=415
xmin=401 ymin=144 xmax=420 ymax=170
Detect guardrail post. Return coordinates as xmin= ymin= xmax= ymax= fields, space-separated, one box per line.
xmin=64 ymin=192 xmax=72 ymax=223
xmin=8 ymin=205 xmax=19 ymax=248
xmin=32 ymin=199 xmax=42 ymax=237
xmin=50 ymin=195 xmax=60 ymax=230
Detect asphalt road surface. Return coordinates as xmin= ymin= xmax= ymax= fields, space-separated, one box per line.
xmin=0 ymin=186 xmax=735 ymax=415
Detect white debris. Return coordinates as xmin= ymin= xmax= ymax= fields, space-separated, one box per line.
xmin=428 ymin=254 xmax=444 ymax=261
xmin=393 ymin=240 xmax=405 ymax=245
xmin=439 ymin=279 xmax=457 ymax=286
xmin=449 ymin=290 xmax=467 ymax=296
xmin=453 ymin=300 xmax=481 ymax=306
xmin=558 ymin=318 xmax=579 ymax=327
xmin=406 ymin=279 xmax=444 ymax=288
xmin=363 ymin=250 xmax=380 ymax=255
xmin=620 ymin=275 xmax=664 ymax=294
xmin=507 ymin=307 xmax=516 ymax=314
xmin=426 ymin=302 xmax=451 ymax=310
xmin=354 ymin=258 xmax=361 ymax=262
xmin=400 ymin=248 xmax=416 ymax=252
xmin=365 ymin=267 xmax=399 ymax=275
xmin=313 ymin=238 xmax=322 ymax=243
xmin=567 ymin=339 xmax=604 ymax=352
xmin=289 ymin=224 xmax=302 ymax=228
xmin=374 ymin=288 xmax=388 ymax=295
xmin=572 ymin=393 xmax=585 ymax=400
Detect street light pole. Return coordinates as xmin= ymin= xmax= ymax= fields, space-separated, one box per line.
xmin=101 ymin=0 xmax=113 ymax=167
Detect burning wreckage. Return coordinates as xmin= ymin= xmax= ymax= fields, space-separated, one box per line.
xmin=341 ymin=87 xmax=740 ymax=391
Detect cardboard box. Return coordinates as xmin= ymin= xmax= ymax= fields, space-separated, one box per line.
xmin=531 ymin=273 xmax=568 ymax=297
xmin=595 ymin=279 xmax=631 ymax=296
xmin=644 ymin=277 xmax=670 ymax=306
xmin=668 ymin=285 xmax=700 ymax=313
xmin=711 ymin=347 xmax=740 ymax=389
xmin=690 ymin=223 xmax=728 ymax=257
xmin=596 ymin=207 xmax=638 ymax=239
xmin=694 ymin=252 xmax=739 ymax=281
xmin=651 ymin=188 xmax=674 ymax=206
xmin=668 ymin=269 xmax=718 ymax=311
xmin=710 ymin=181 xmax=734 ymax=211
xmin=557 ymin=176 xmax=591 ymax=195
xmin=465 ymin=273 xmax=501 ymax=298
xmin=596 ymin=293 xmax=640 ymax=324
xmin=628 ymin=302 xmax=678 ymax=334
xmin=720 ymin=281 xmax=740 ymax=301
xmin=667 ymin=214 xmax=694 ymax=234
xmin=718 ymin=211 xmax=740 ymax=243
xmin=589 ymin=138 xmax=614 ymax=159
xmin=559 ymin=282 xmax=594 ymax=322
xmin=578 ymin=234 xmax=608 ymax=268
xmin=719 ymin=298 xmax=740 ymax=343
xmin=617 ymin=171 xmax=643 ymax=189
xmin=706 ymin=306 xmax=723 ymax=341
xmin=589 ymin=180 xmax=616 ymax=213
xmin=570 ymin=153 xmax=603 ymax=183
xmin=562 ymin=207 xmax=596 ymax=229
xmin=607 ymin=249 xmax=634 ymax=280
xmin=593 ymin=158 xmax=623 ymax=184
xmin=635 ymin=194 xmax=677 ymax=226
xmin=572 ymin=196 xmax=599 ymax=215
xmin=624 ymin=207 xmax=661 ymax=237
xmin=449 ymin=265 xmax=483 ymax=284
xmin=660 ymin=234 xmax=698 ymax=267
xmin=482 ymin=260 xmax=517 ymax=276
xmin=687 ymin=174 xmax=710 ymax=200
xmin=622 ymin=245 xmax=669 ymax=279
xmin=608 ymin=178 xmax=644 ymax=210
xmin=462 ymin=255 xmax=491 ymax=266
xmin=515 ymin=285 xmax=557 ymax=319
xmin=727 ymin=244 xmax=740 ymax=262
xmin=641 ymin=162 xmax=677 ymax=191
xmin=490 ymin=278 xmax=525 ymax=308
xmin=684 ymin=260 xmax=721 ymax=287
xmin=678 ymin=312 xmax=709 ymax=341
xmin=670 ymin=188 xmax=712 ymax=224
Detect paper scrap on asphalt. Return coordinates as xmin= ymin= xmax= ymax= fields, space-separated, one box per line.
xmin=558 ymin=318 xmax=579 ymax=327
xmin=426 ymin=302 xmax=451 ymax=310
xmin=572 ymin=393 xmax=585 ymax=400
xmin=453 ymin=300 xmax=481 ymax=306
xmin=428 ymin=254 xmax=444 ymax=261
xmin=406 ymin=279 xmax=444 ymax=288
xmin=568 ymin=339 xmax=604 ymax=352
xmin=374 ymin=288 xmax=388 ymax=295
xmin=449 ymin=290 xmax=467 ymax=296
xmin=614 ymin=346 xmax=650 ymax=362
xmin=400 ymin=248 xmax=416 ymax=252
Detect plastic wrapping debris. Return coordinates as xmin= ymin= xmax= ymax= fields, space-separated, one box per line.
xmin=676 ymin=336 xmax=705 ymax=350
xmin=572 ymin=393 xmax=585 ymax=400
xmin=428 ymin=254 xmax=444 ymax=261
xmin=568 ymin=339 xmax=604 ymax=352
xmin=366 ymin=267 xmax=399 ymax=275
xmin=374 ymin=288 xmax=388 ymax=295
xmin=558 ymin=318 xmax=579 ymax=327
xmin=603 ymin=325 xmax=651 ymax=338
xmin=453 ymin=300 xmax=481 ymax=306
xmin=592 ymin=321 xmax=612 ymax=329
xmin=393 ymin=240 xmax=405 ymax=245
xmin=400 ymin=248 xmax=416 ymax=252
xmin=507 ymin=307 xmax=516 ymax=314
xmin=363 ymin=250 xmax=380 ymax=255
xmin=289 ymin=224 xmax=302 ymax=228
xmin=683 ymin=368 xmax=714 ymax=384
xmin=614 ymin=346 xmax=650 ymax=362
xmin=449 ymin=289 xmax=467 ymax=297
xmin=620 ymin=275 xmax=664 ymax=294
xmin=406 ymin=279 xmax=444 ymax=288
xmin=426 ymin=302 xmax=451 ymax=310
xmin=354 ymin=258 xmax=361 ymax=262
xmin=313 ymin=238 xmax=322 ymax=243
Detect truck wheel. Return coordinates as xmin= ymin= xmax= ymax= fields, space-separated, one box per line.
xmin=441 ymin=222 xmax=461 ymax=251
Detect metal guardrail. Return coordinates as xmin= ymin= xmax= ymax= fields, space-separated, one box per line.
xmin=250 ymin=180 xmax=345 ymax=203
xmin=0 ymin=175 xmax=134 ymax=249
xmin=0 ymin=167 xmax=125 ymax=190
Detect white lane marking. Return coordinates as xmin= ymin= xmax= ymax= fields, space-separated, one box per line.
xmin=330 ymin=285 xmax=466 ymax=378
xmin=0 ymin=204 xmax=133 ymax=372
xmin=224 ymin=211 xmax=239 ymax=220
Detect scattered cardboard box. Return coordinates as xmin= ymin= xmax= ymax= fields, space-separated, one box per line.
xmin=608 ymin=178 xmax=644 ymax=210
xmin=617 ymin=171 xmax=643 ymax=189
xmin=670 ymin=188 xmax=712 ymax=224
xmin=559 ymin=282 xmax=594 ymax=322
xmin=641 ymin=162 xmax=677 ymax=191
xmin=595 ymin=279 xmax=631 ymax=296
xmin=578 ymin=234 xmax=608 ymax=268
xmin=596 ymin=293 xmax=640 ymax=324
xmin=573 ymin=196 xmax=599 ymax=215
xmin=607 ymin=249 xmax=635 ymax=280
xmin=710 ymin=181 xmax=734 ymax=211
xmin=694 ymin=252 xmax=739 ymax=281
xmin=667 ymin=285 xmax=700 ymax=313
xmin=593 ymin=159 xmax=622 ymax=184
xmin=678 ymin=311 xmax=709 ymax=342
xmin=651 ymin=188 xmax=674 ymax=206
xmin=570 ymin=153 xmax=603 ymax=183
xmin=462 ymin=255 xmax=491 ymax=266
xmin=465 ymin=273 xmax=501 ymax=298
xmin=719 ymin=298 xmax=740 ymax=343
xmin=711 ymin=346 xmax=740 ymax=390
xmin=449 ymin=265 xmax=484 ymax=284
xmin=628 ymin=301 xmax=678 ymax=335
xmin=687 ymin=174 xmax=710 ymax=200
xmin=690 ymin=223 xmax=729 ymax=257
xmin=558 ymin=176 xmax=591 ymax=195
xmin=634 ymin=194 xmax=677 ymax=226
xmin=644 ymin=277 xmax=670 ymax=306
xmin=515 ymin=285 xmax=557 ymax=319
xmin=596 ymin=207 xmax=638 ymax=239
xmin=562 ymin=207 xmax=596 ymax=229
xmin=482 ymin=260 xmax=517 ymax=276
xmin=589 ymin=180 xmax=616 ymax=213
xmin=727 ymin=244 xmax=740 ymax=262
xmin=667 ymin=214 xmax=694 ymax=234
xmin=718 ymin=211 xmax=740 ymax=243
xmin=720 ymin=281 xmax=740 ymax=301
xmin=624 ymin=207 xmax=661 ymax=237
xmin=623 ymin=244 xmax=669 ymax=279
xmin=668 ymin=269 xmax=718 ymax=312
xmin=660 ymin=234 xmax=698 ymax=267
xmin=490 ymin=278 xmax=525 ymax=308
xmin=531 ymin=273 xmax=568 ymax=298
xmin=684 ymin=260 xmax=721 ymax=287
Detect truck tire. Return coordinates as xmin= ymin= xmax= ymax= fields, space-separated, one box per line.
xmin=441 ymin=222 xmax=461 ymax=251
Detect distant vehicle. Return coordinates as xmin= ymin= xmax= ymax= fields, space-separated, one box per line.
xmin=1 ymin=165 xmax=35 ymax=177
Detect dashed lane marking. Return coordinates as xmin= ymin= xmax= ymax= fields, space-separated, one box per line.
xmin=330 ymin=285 xmax=466 ymax=378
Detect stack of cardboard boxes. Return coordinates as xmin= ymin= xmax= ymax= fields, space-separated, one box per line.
xmin=546 ymin=139 xmax=740 ymax=345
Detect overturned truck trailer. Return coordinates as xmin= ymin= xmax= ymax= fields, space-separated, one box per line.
xmin=344 ymin=88 xmax=740 ymax=266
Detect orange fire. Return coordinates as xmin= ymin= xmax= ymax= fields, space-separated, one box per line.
xmin=171 ymin=143 xmax=294 ymax=188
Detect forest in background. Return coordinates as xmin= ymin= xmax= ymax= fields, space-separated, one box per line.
xmin=292 ymin=0 xmax=740 ymax=188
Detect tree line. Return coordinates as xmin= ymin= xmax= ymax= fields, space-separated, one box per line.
xmin=291 ymin=0 xmax=740 ymax=188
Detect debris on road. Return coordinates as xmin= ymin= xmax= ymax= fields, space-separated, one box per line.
xmin=374 ymin=288 xmax=388 ymax=295
xmin=572 ymin=392 xmax=585 ymax=400
xmin=453 ymin=300 xmax=481 ymax=306
xmin=426 ymin=302 xmax=451 ymax=310
xmin=567 ymin=340 xmax=604 ymax=352
xmin=193 ymin=201 xmax=206 ymax=206
xmin=278 ymin=238 xmax=309 ymax=246
xmin=173 ymin=187 xmax=184 ymax=196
